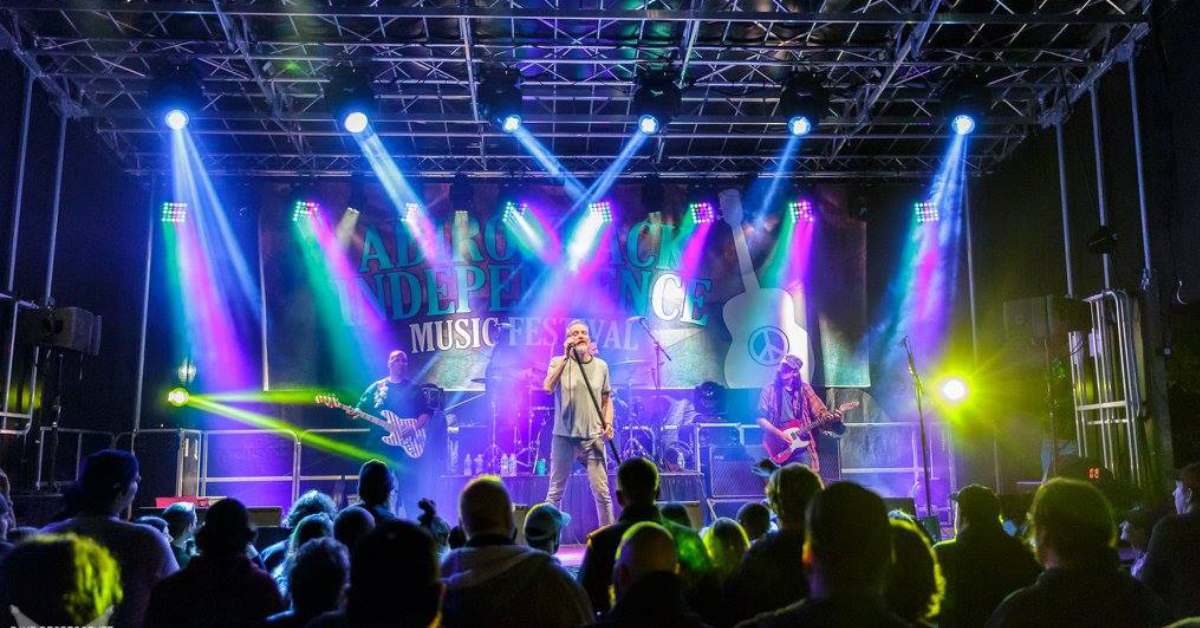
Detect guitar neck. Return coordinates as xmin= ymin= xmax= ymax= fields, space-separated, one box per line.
xmin=339 ymin=404 xmax=389 ymax=429
xmin=729 ymin=226 xmax=760 ymax=292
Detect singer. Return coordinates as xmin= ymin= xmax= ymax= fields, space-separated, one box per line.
xmin=542 ymin=319 xmax=615 ymax=527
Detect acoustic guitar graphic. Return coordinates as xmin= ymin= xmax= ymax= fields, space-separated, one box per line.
xmin=719 ymin=189 xmax=810 ymax=388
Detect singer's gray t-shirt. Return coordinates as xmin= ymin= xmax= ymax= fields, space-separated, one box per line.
xmin=548 ymin=355 xmax=610 ymax=439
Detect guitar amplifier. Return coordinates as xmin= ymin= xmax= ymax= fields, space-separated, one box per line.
xmin=707 ymin=446 xmax=767 ymax=498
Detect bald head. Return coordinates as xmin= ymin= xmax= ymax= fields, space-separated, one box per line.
xmin=458 ymin=475 xmax=513 ymax=539
xmin=614 ymin=522 xmax=677 ymax=596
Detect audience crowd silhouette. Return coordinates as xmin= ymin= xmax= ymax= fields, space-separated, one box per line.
xmin=1 ymin=451 xmax=1198 ymax=628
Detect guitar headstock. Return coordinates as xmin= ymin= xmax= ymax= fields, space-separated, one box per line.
xmin=315 ymin=394 xmax=341 ymax=409
xmin=719 ymin=189 xmax=743 ymax=228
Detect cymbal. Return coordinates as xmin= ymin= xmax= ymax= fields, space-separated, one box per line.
xmin=470 ymin=376 xmax=520 ymax=384
xmin=610 ymin=359 xmax=648 ymax=367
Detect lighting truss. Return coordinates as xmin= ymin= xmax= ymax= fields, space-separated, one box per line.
xmin=0 ymin=1 xmax=1151 ymax=181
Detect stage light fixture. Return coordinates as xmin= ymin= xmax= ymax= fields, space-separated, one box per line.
xmin=342 ymin=111 xmax=370 ymax=134
xmin=325 ymin=66 xmax=376 ymax=134
xmin=689 ymin=201 xmax=715 ymax=224
xmin=292 ymin=200 xmax=319 ymax=222
xmin=638 ymin=114 xmax=661 ymax=135
xmin=631 ymin=68 xmax=682 ymax=134
xmin=938 ymin=377 xmax=969 ymax=404
xmin=501 ymin=113 xmax=522 ymax=134
xmin=165 ymin=108 xmax=190 ymax=130
xmin=789 ymin=199 xmax=816 ymax=223
xmin=788 ymin=116 xmax=812 ymax=137
xmin=161 ymin=201 xmax=188 ymax=223
xmin=502 ymin=200 xmax=528 ymax=223
xmin=942 ymin=78 xmax=988 ymax=137
xmin=167 ymin=387 xmax=190 ymax=407
xmin=778 ymin=72 xmax=828 ymax=137
xmin=478 ymin=66 xmax=523 ymax=132
xmin=176 ymin=360 xmax=197 ymax=384
xmin=148 ymin=62 xmax=204 ymax=131
xmin=915 ymin=200 xmax=939 ymax=224
xmin=951 ymin=114 xmax=976 ymax=136
xmin=588 ymin=200 xmax=614 ymax=224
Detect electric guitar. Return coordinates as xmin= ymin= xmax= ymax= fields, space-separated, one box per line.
xmin=762 ymin=401 xmax=860 ymax=464
xmin=719 ymin=189 xmax=811 ymax=388
xmin=315 ymin=395 xmax=427 ymax=459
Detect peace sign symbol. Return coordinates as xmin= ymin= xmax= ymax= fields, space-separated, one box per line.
xmin=748 ymin=326 xmax=789 ymax=366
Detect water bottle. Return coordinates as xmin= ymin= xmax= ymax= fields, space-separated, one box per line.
xmin=474 ymin=454 xmax=484 ymax=476
xmin=462 ymin=452 xmax=473 ymax=476
xmin=535 ymin=458 xmax=547 ymax=476
xmin=500 ymin=454 xmax=511 ymax=476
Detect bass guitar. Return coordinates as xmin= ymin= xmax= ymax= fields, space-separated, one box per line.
xmin=316 ymin=395 xmax=427 ymax=459
xmin=762 ymin=401 xmax=860 ymax=464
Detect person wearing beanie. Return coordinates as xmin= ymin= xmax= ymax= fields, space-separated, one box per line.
xmin=42 ymin=449 xmax=178 ymax=628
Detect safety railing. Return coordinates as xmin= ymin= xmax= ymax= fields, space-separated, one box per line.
xmin=198 ymin=429 xmax=302 ymax=504
xmin=35 ymin=427 xmax=117 ymax=489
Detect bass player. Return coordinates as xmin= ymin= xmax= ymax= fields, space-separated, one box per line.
xmin=757 ymin=354 xmax=847 ymax=473
xmin=352 ymin=349 xmax=446 ymax=517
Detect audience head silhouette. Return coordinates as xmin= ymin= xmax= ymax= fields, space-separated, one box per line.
xmin=334 ymin=506 xmax=375 ymax=552
xmin=954 ymin=483 xmax=1002 ymax=531
xmin=886 ymin=517 xmax=945 ymax=624
xmin=289 ymin=537 xmax=348 ymax=617
xmin=346 ymin=520 xmax=442 ymax=627
xmin=458 ymin=475 xmax=513 ymax=538
xmin=703 ymin=517 xmax=750 ymax=580
xmin=614 ymin=521 xmax=678 ymax=597
xmin=77 ymin=449 xmax=140 ymax=515
xmin=162 ymin=502 xmax=197 ymax=542
xmin=616 ymin=457 xmax=660 ymax=508
xmin=1030 ymin=478 xmax=1117 ymax=569
xmin=358 ymin=460 xmax=395 ymax=508
xmin=286 ymin=489 xmax=337 ymax=529
xmin=195 ymin=498 xmax=256 ymax=557
xmin=768 ymin=463 xmax=823 ymax=531
xmin=0 ymin=533 xmax=123 ymax=626
xmin=737 ymin=501 xmax=772 ymax=541
xmin=804 ymin=481 xmax=892 ymax=595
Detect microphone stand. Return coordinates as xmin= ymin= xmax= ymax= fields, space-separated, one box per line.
xmin=901 ymin=337 xmax=936 ymax=527
xmin=572 ymin=347 xmax=622 ymax=465
xmin=637 ymin=318 xmax=672 ymax=392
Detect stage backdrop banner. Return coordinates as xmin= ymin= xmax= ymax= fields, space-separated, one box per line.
xmin=260 ymin=181 xmax=868 ymax=393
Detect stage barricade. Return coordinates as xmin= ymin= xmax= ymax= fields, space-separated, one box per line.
xmin=199 ymin=429 xmax=300 ymax=514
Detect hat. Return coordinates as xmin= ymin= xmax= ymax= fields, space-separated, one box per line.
xmin=523 ymin=503 xmax=571 ymax=542
xmin=951 ymin=483 xmax=1001 ymax=523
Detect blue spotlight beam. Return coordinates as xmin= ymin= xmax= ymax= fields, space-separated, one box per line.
xmin=354 ymin=129 xmax=423 ymax=208
xmin=759 ymin=134 xmax=802 ymax=217
xmin=578 ymin=130 xmax=648 ymax=210
xmin=513 ymin=127 xmax=587 ymax=201
xmin=178 ymin=131 xmax=260 ymax=311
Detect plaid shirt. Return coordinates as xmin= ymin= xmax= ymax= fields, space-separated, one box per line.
xmin=758 ymin=381 xmax=834 ymax=472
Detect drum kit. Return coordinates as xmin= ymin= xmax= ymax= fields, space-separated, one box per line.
xmin=456 ymin=356 xmax=701 ymax=475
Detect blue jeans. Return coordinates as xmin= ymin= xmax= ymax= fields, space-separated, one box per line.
xmin=545 ymin=435 xmax=614 ymax=527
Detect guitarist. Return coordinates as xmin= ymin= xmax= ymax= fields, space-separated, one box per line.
xmin=757 ymin=355 xmax=846 ymax=473
xmin=353 ymin=349 xmax=446 ymax=517
xmin=542 ymin=320 xmax=615 ymax=528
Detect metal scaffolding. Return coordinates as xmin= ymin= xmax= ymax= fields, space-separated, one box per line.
xmin=0 ymin=0 xmax=1149 ymax=180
